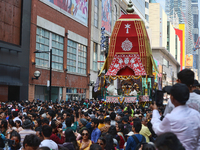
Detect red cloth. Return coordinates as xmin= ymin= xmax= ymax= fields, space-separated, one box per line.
xmin=50 ymin=134 xmax=64 ymax=144
xmin=119 ymin=135 xmax=125 ymax=149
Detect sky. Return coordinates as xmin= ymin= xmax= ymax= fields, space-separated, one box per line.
xmin=156 ymin=0 xmax=200 ymax=35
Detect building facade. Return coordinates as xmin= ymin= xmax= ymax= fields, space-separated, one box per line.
xmin=149 ymin=3 xmax=180 ymax=86
xmin=0 ymin=0 xmax=32 ymax=102
xmin=29 ymin=0 xmax=91 ymax=102
xmin=165 ymin=0 xmax=194 ymax=55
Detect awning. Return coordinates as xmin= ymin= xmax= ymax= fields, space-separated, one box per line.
xmin=105 ymin=54 xmax=146 ymax=76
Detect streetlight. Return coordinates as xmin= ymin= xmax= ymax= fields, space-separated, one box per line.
xmin=34 ymin=49 xmax=52 ymax=102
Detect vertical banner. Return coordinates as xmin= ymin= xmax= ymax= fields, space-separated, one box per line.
xmin=186 ymin=54 xmax=193 ymax=68
xmin=102 ymin=0 xmax=112 ymax=33
xmin=47 ymin=0 xmax=88 ymax=25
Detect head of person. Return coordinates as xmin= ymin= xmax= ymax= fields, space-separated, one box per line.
xmin=104 ymin=134 xmax=115 ymax=150
xmin=41 ymin=118 xmax=49 ymax=126
xmin=108 ymin=125 xmax=117 ymax=137
xmin=104 ymin=117 xmax=111 ymax=125
xmin=8 ymin=119 xmax=15 ymax=128
xmin=0 ymin=112 xmax=6 ymax=119
xmin=15 ymin=120 xmax=21 ymax=128
xmin=65 ymin=128 xmax=79 ymax=150
xmin=90 ymin=144 xmax=102 ymax=150
xmin=65 ymin=118 xmax=72 ymax=127
xmin=177 ymin=69 xmax=194 ymax=91
xmin=0 ymin=119 xmax=7 ymax=129
xmin=9 ymin=130 xmax=21 ymax=150
xmin=91 ymin=118 xmax=99 ymax=129
xmin=46 ymin=110 xmax=55 ymax=120
xmin=97 ymin=137 xmax=106 ymax=150
xmin=35 ymin=118 xmax=41 ymax=128
xmin=170 ymin=83 xmax=190 ymax=106
xmin=116 ymin=123 xmax=124 ymax=133
xmin=23 ymin=134 xmax=41 ymax=150
xmin=79 ymin=118 xmax=88 ymax=128
xmin=13 ymin=111 xmax=18 ymax=118
xmin=98 ymin=116 xmax=104 ymax=124
xmin=141 ymin=117 xmax=148 ymax=126
xmin=110 ymin=112 xmax=116 ymax=120
xmin=155 ymin=132 xmax=185 ymax=150
xmin=132 ymin=120 xmax=142 ymax=133
xmin=142 ymin=143 xmax=156 ymax=150
xmin=35 ymin=127 xmax=43 ymax=141
xmin=42 ymin=125 xmax=52 ymax=138
xmin=23 ymin=119 xmax=33 ymax=129
xmin=122 ymin=116 xmax=129 ymax=124
xmin=81 ymin=128 xmax=90 ymax=140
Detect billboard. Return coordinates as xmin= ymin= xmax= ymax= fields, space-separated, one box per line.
xmin=102 ymin=0 xmax=112 ymax=33
xmin=47 ymin=0 xmax=88 ymax=25
xmin=186 ymin=54 xmax=193 ymax=67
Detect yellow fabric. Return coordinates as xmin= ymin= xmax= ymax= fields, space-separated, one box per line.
xmin=77 ymin=140 xmax=93 ymax=150
xmin=139 ymin=124 xmax=151 ymax=143
xmin=98 ymin=123 xmax=105 ymax=129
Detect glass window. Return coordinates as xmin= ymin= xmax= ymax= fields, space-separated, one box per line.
xmin=93 ymin=42 xmax=98 ymax=71
xmin=35 ymin=27 xmax=64 ymax=70
xmin=94 ymin=0 xmax=98 ymax=27
xmin=145 ymin=2 xmax=149 ymax=8
xmin=67 ymin=40 xmax=87 ymax=74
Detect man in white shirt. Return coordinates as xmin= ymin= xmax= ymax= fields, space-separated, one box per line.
xmin=13 ymin=111 xmax=22 ymax=124
xmin=151 ymin=83 xmax=200 ymax=150
xmin=39 ymin=125 xmax=58 ymax=150
xmin=164 ymin=69 xmax=200 ymax=116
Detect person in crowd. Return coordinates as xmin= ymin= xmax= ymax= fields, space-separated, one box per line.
xmin=122 ymin=116 xmax=132 ymax=132
xmin=0 ymin=119 xmax=8 ymax=136
xmin=125 ymin=120 xmax=146 ymax=150
xmin=89 ymin=144 xmax=102 ymax=150
xmin=50 ymin=119 xmax=65 ymax=144
xmin=0 ymin=112 xmax=7 ymax=120
xmin=139 ymin=117 xmax=151 ymax=143
xmin=91 ymin=118 xmax=101 ymax=143
xmin=13 ymin=111 xmax=22 ymax=124
xmin=78 ymin=118 xmax=88 ymax=134
xmin=39 ymin=125 xmax=58 ymax=150
xmin=35 ymin=127 xmax=43 ymax=141
xmin=58 ymin=128 xmax=79 ymax=150
xmin=104 ymin=134 xmax=115 ymax=150
xmin=116 ymin=123 xmax=125 ymax=150
xmin=154 ymin=132 xmax=185 ymax=150
xmin=41 ymin=118 xmax=49 ymax=126
xmin=100 ymin=117 xmax=111 ymax=134
xmin=35 ymin=118 xmax=42 ymax=129
xmin=96 ymin=137 xmax=106 ymax=150
xmin=46 ymin=110 xmax=55 ymax=125
xmin=23 ymin=134 xmax=41 ymax=150
xmin=151 ymin=83 xmax=200 ymax=150
xmin=7 ymin=130 xmax=21 ymax=150
xmin=19 ymin=119 xmax=36 ymax=144
xmin=77 ymin=128 xmax=93 ymax=150
xmin=15 ymin=120 xmax=23 ymax=132
xmin=110 ymin=112 xmax=116 ymax=126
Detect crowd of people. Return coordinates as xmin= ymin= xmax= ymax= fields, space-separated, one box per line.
xmin=0 ymin=69 xmax=200 ymax=150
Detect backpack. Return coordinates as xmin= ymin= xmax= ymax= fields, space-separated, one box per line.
xmin=132 ymin=135 xmax=146 ymax=150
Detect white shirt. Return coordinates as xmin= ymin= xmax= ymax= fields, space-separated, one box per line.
xmin=151 ymin=105 xmax=200 ymax=150
xmin=13 ymin=117 xmax=22 ymax=124
xmin=187 ymin=92 xmax=200 ymax=113
xmin=39 ymin=139 xmax=58 ymax=150
xmin=163 ymin=99 xmax=175 ymax=116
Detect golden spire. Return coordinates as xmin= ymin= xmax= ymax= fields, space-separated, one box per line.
xmin=126 ymin=0 xmax=134 ymax=14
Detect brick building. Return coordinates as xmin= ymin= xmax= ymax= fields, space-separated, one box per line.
xmin=29 ymin=0 xmax=91 ymax=102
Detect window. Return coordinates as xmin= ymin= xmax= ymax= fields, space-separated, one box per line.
xmin=113 ymin=5 xmax=117 ymax=26
xmin=145 ymin=14 xmax=149 ymax=22
xmin=36 ymin=27 xmax=64 ymax=70
xmin=99 ymin=52 xmax=105 ymax=73
xmin=66 ymin=88 xmax=86 ymax=101
xmin=93 ymin=43 xmax=98 ymax=71
xmin=145 ymin=2 xmax=149 ymax=8
xmin=94 ymin=0 xmax=98 ymax=27
xmin=67 ymin=40 xmax=87 ymax=74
